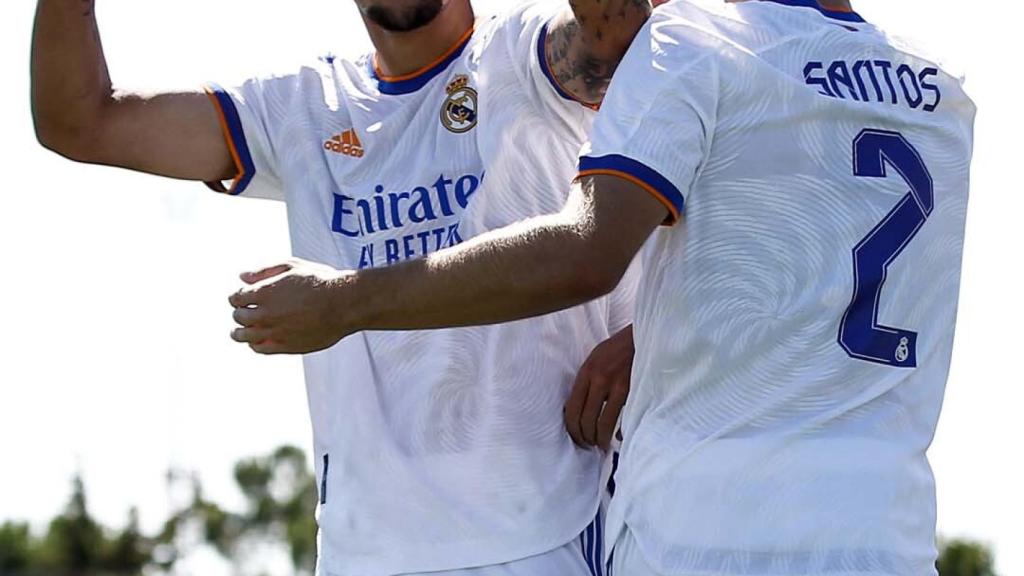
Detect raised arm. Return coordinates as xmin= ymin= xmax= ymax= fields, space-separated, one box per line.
xmin=31 ymin=0 xmax=234 ymax=182
xmin=544 ymin=0 xmax=654 ymax=106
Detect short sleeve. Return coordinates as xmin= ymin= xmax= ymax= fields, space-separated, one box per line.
xmin=578 ymin=9 xmax=722 ymax=225
xmin=203 ymin=78 xmax=289 ymax=201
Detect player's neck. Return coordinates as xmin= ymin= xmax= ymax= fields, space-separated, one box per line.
xmin=366 ymin=2 xmax=475 ymax=80
xmin=817 ymin=0 xmax=854 ymax=12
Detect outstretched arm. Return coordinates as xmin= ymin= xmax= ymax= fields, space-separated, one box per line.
xmin=227 ymin=176 xmax=667 ymax=354
xmin=545 ymin=0 xmax=655 ymax=106
xmin=31 ymin=0 xmax=234 ymax=182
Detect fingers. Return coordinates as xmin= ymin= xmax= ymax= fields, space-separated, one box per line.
xmin=231 ymin=261 xmax=298 ymax=307
xmin=578 ymin=374 xmax=608 ymax=447
xmin=228 ymin=264 xmax=296 ymax=356
xmin=228 ymin=287 xmax=262 ymax=309
xmin=231 ymin=326 xmax=273 ymax=345
xmin=565 ymin=367 xmax=593 ymax=447
xmin=597 ymin=382 xmax=628 ymax=451
xmin=232 ymin=306 xmax=267 ymax=327
xmin=231 ymin=326 xmax=290 ymax=355
xmin=240 ymin=262 xmax=293 ymax=285
xmin=249 ymin=340 xmax=285 ymax=355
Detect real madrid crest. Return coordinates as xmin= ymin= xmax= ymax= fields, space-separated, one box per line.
xmin=441 ymin=74 xmax=478 ymax=134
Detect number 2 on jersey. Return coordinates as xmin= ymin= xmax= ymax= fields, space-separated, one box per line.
xmin=838 ymin=129 xmax=934 ymax=368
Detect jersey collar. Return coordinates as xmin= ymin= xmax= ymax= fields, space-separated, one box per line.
xmin=370 ymin=26 xmax=475 ymax=96
xmin=761 ymin=0 xmax=866 ymax=23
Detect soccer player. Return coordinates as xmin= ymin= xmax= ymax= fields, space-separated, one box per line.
xmin=247 ymin=0 xmax=977 ymax=574
xmin=31 ymin=1 xmax=653 ymax=575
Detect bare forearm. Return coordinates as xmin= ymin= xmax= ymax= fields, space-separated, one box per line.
xmin=337 ymin=176 xmax=662 ymax=337
xmin=228 ymin=177 xmax=664 ymax=356
xmin=31 ymin=0 xmax=112 ymax=151
xmin=348 ymin=215 xmax=616 ymax=333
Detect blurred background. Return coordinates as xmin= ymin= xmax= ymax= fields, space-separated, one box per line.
xmin=0 ymin=1 xmax=1018 ymax=575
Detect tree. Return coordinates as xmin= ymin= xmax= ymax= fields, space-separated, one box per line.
xmin=0 ymin=465 xmax=1005 ymax=576
xmin=35 ymin=475 xmax=106 ymax=573
xmin=938 ymin=538 xmax=998 ymax=576
xmin=159 ymin=445 xmax=319 ymax=573
xmin=102 ymin=508 xmax=150 ymax=574
xmin=0 ymin=521 xmax=33 ymax=573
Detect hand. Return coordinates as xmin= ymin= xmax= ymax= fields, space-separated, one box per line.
xmin=228 ymin=259 xmax=353 ymax=355
xmin=564 ymin=325 xmax=634 ymax=451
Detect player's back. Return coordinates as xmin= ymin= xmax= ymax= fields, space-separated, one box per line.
xmin=601 ymin=1 xmax=976 ymax=574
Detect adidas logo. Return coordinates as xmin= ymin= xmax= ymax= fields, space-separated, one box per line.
xmin=324 ymin=129 xmax=365 ymax=158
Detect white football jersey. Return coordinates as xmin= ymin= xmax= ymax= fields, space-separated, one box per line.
xmin=205 ymin=2 xmax=636 ymax=575
xmin=581 ymin=1 xmax=975 ymax=574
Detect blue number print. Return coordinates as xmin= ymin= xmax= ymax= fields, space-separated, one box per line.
xmin=838 ymin=129 xmax=934 ymax=368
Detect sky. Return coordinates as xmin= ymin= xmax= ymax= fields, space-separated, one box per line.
xmin=0 ymin=0 xmax=1021 ymax=574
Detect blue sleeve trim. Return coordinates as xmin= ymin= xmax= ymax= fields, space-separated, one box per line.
xmin=206 ymin=83 xmax=256 ymax=196
xmin=579 ymin=154 xmax=685 ymax=222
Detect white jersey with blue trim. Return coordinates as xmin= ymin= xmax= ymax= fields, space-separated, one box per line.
xmin=581 ymin=1 xmax=975 ymax=574
xmin=205 ymin=2 xmax=637 ymax=575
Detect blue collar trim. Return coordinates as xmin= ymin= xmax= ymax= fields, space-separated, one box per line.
xmin=369 ymin=30 xmax=474 ymax=96
xmin=762 ymin=0 xmax=866 ymax=23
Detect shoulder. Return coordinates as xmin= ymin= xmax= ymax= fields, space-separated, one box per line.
xmin=480 ymin=0 xmax=564 ymax=48
xmin=222 ymin=53 xmax=373 ymax=133
xmin=873 ymin=28 xmax=968 ymax=83
xmin=642 ymin=1 xmax=750 ymax=54
xmin=621 ymin=1 xmax=741 ymax=75
xmin=261 ymin=52 xmax=380 ymax=108
xmin=643 ymin=0 xmax=860 ymax=69
xmin=654 ymin=0 xmax=743 ymax=29
xmin=472 ymin=0 xmax=560 ymax=88
xmin=492 ymin=0 xmax=564 ymax=28
xmin=653 ymin=0 xmax=847 ymax=53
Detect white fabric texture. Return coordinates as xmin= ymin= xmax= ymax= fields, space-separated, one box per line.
xmin=206 ymin=1 xmax=637 ymax=574
xmin=584 ymin=1 xmax=976 ymax=574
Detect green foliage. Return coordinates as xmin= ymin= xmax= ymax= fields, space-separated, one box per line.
xmin=37 ymin=476 xmax=104 ymax=570
xmin=0 ymin=446 xmax=319 ymax=576
xmin=18 ymin=448 xmax=1001 ymax=576
xmin=4 ymin=476 xmax=159 ymax=576
xmin=226 ymin=444 xmax=319 ymax=570
xmin=938 ymin=538 xmax=998 ymax=576
xmin=0 ymin=522 xmax=33 ymax=572
xmin=102 ymin=509 xmax=150 ymax=575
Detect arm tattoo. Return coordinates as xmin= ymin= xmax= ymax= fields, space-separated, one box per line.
xmin=546 ymin=0 xmax=651 ymax=105
xmin=548 ymin=19 xmax=615 ymax=103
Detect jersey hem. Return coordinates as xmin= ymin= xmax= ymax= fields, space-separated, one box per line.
xmin=318 ymin=501 xmax=601 ymax=576
xmin=577 ymin=155 xmax=684 ymax=225
xmin=203 ymin=84 xmax=256 ymax=196
xmin=609 ymin=438 xmax=939 ymax=575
